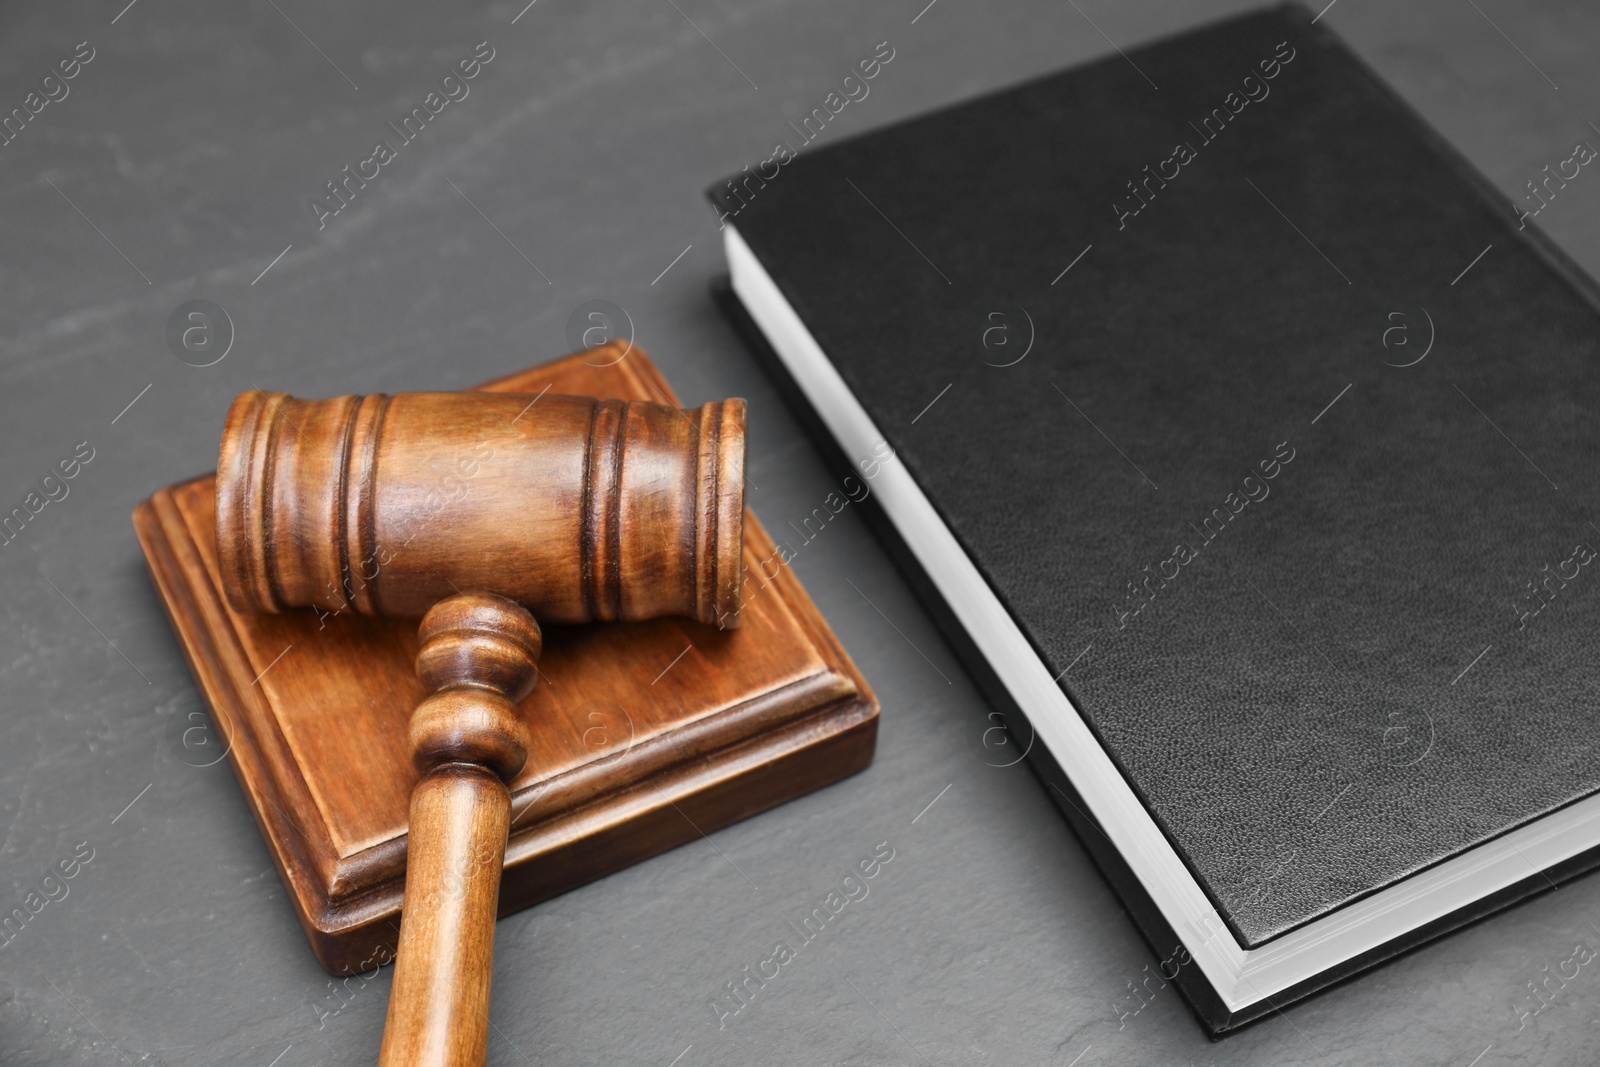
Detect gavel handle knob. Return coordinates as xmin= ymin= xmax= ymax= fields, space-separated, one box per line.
xmin=378 ymin=593 xmax=540 ymax=1067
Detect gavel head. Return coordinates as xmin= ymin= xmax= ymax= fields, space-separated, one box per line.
xmin=214 ymin=389 xmax=746 ymax=629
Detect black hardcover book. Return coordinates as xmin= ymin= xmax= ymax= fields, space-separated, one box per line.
xmin=710 ymin=2 xmax=1600 ymax=1034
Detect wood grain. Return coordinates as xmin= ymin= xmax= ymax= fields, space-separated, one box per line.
xmin=379 ymin=765 xmax=508 ymax=1067
xmin=378 ymin=595 xmax=541 ymax=1067
xmin=132 ymin=342 xmax=879 ymax=976
xmin=215 ymin=391 xmax=745 ymax=626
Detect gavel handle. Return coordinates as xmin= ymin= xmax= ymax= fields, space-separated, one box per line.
xmin=378 ymin=593 xmax=541 ymax=1067
xmin=378 ymin=765 xmax=510 ymax=1066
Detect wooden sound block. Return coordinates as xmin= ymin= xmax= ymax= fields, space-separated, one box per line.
xmin=133 ymin=344 xmax=879 ymax=975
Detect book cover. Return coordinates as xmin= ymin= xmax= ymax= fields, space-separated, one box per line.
xmin=711 ymin=1 xmax=1600 ymax=1031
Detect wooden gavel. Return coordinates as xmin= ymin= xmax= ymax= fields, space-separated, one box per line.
xmin=214 ymin=388 xmax=745 ymax=1066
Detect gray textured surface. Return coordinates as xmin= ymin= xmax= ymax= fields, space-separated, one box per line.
xmin=2 ymin=1 xmax=1598 ymax=1064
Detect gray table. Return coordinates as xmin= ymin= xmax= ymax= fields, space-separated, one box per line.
xmin=3 ymin=1 xmax=1596 ymax=1063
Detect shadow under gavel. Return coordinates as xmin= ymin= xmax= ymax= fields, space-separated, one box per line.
xmin=214 ymin=388 xmax=745 ymax=1066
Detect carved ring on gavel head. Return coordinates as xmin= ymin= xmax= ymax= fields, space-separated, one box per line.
xmin=212 ymin=387 xmax=746 ymax=1067
xmin=215 ymin=388 xmax=746 ymax=628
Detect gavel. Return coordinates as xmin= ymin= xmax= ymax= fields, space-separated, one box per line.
xmin=214 ymin=388 xmax=745 ymax=1066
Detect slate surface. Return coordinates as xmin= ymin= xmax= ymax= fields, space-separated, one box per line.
xmin=2 ymin=0 xmax=1598 ymax=1063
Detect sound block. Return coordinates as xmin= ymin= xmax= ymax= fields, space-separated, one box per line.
xmin=133 ymin=344 xmax=878 ymax=975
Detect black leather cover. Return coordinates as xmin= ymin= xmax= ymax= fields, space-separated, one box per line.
xmin=716 ymin=278 xmax=1600 ymax=1034
xmin=712 ymin=0 xmax=1600 ymax=1027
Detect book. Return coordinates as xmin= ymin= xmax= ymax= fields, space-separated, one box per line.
xmin=709 ymin=1 xmax=1600 ymax=1033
